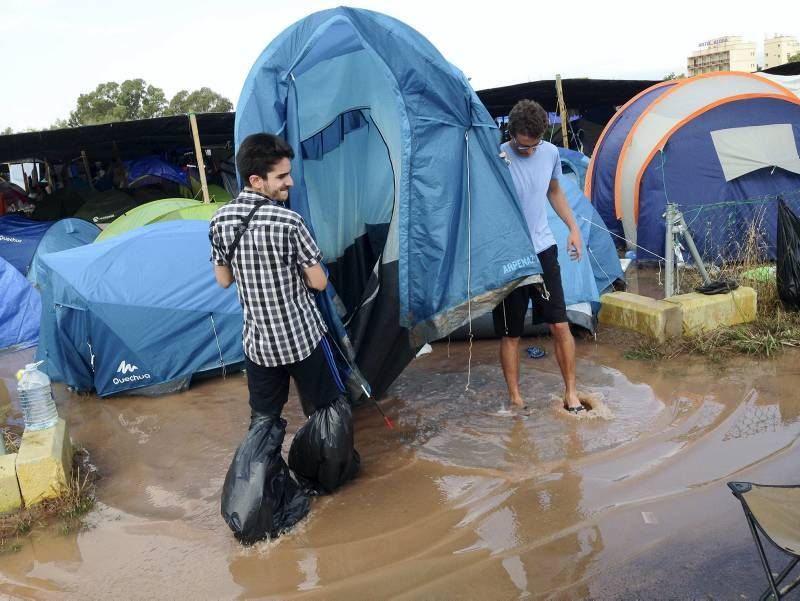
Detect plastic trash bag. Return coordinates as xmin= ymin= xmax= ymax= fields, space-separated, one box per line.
xmin=221 ymin=414 xmax=310 ymax=544
xmin=777 ymin=197 xmax=800 ymax=310
xmin=289 ymin=395 xmax=360 ymax=495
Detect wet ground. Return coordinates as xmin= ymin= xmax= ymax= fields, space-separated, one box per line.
xmin=1 ymin=317 xmax=798 ymax=600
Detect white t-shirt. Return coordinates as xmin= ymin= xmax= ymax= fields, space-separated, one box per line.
xmin=501 ymin=140 xmax=560 ymax=254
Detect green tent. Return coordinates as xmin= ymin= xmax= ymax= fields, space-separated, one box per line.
xmin=95 ymin=198 xmax=225 ymax=242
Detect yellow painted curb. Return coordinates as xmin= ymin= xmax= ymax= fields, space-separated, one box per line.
xmin=0 ymin=453 xmax=22 ymax=514
xmin=16 ymin=418 xmax=72 ymax=507
xmin=665 ymin=287 xmax=757 ymax=334
xmin=599 ymin=291 xmax=683 ymax=341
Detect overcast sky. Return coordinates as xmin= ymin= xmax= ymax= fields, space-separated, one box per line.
xmin=2 ymin=0 xmax=797 ymax=132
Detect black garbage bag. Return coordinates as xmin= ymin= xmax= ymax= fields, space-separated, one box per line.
xmin=777 ymin=197 xmax=800 ymax=310
xmin=221 ymin=414 xmax=310 ymax=544
xmin=288 ymin=395 xmax=360 ymax=495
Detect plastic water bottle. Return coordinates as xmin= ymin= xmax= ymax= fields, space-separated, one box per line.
xmin=16 ymin=361 xmax=59 ymax=431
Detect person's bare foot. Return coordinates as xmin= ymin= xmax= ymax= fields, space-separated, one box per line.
xmin=563 ymin=392 xmax=585 ymax=414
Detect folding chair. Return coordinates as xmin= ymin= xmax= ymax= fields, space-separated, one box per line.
xmin=728 ymin=482 xmax=800 ymax=600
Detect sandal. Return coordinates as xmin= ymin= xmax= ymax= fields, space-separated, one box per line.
xmin=526 ymin=345 xmax=546 ymax=359
xmin=564 ymin=404 xmax=586 ymax=414
xmin=512 ymin=404 xmax=533 ymax=416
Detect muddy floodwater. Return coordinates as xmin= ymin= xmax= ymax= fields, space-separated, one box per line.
xmin=1 ymin=327 xmax=799 ymax=599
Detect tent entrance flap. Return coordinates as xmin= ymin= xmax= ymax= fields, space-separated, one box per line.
xmin=302 ymin=108 xmax=394 ymax=317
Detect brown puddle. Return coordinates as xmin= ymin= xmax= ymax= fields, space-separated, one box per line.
xmin=1 ymin=329 xmax=799 ymax=599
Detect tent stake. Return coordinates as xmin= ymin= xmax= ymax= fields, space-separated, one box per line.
xmin=188 ymin=113 xmax=210 ymax=204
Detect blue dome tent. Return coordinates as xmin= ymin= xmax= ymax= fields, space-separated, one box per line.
xmin=586 ymin=73 xmax=800 ymax=261
xmin=0 ymin=215 xmax=100 ymax=282
xmin=35 ymin=221 xmax=244 ymax=396
xmin=236 ymin=7 xmax=540 ymax=398
xmin=0 ymin=256 xmax=40 ymax=350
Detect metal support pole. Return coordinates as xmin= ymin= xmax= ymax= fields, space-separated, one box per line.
xmin=677 ymin=212 xmax=712 ymax=286
xmin=665 ymin=203 xmax=675 ymax=298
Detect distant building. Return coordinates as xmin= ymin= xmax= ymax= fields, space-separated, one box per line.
xmin=764 ymin=35 xmax=800 ymax=69
xmin=687 ymin=36 xmax=757 ymax=76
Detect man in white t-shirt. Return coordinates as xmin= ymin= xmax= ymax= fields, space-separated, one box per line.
xmin=492 ymin=99 xmax=585 ymax=414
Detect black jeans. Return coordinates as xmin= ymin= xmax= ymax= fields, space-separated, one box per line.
xmin=245 ymin=340 xmax=342 ymax=418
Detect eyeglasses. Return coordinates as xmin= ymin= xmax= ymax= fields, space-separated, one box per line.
xmin=512 ymin=136 xmax=543 ymax=152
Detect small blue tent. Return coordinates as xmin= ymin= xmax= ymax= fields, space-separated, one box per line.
xmin=126 ymin=156 xmax=190 ymax=189
xmin=0 ymin=215 xmax=100 ymax=280
xmin=27 ymin=218 xmax=101 ymax=286
xmin=237 ymin=7 xmax=540 ymax=398
xmin=0 ymin=256 xmax=40 ymax=350
xmin=36 ymin=221 xmax=244 ymax=396
xmin=558 ymin=147 xmax=591 ymax=190
xmin=0 ymin=215 xmax=52 ymax=274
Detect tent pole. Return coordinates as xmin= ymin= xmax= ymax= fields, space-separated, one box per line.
xmin=81 ymin=151 xmax=95 ymax=192
xmin=665 ymin=203 xmax=675 ymax=298
xmin=555 ymin=74 xmax=569 ymax=149
xmin=188 ymin=113 xmax=210 ymax=204
xmin=45 ymin=160 xmax=55 ymax=192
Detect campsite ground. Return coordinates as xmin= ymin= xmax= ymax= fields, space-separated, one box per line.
xmin=0 ymin=286 xmax=799 ymax=599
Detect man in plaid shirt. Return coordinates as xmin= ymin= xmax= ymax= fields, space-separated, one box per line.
xmin=209 ymin=133 xmax=340 ymax=417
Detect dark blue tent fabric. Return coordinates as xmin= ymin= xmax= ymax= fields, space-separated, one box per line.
xmin=36 ymin=221 xmax=243 ymax=396
xmin=27 ymin=218 xmax=101 ymax=286
xmin=588 ymin=83 xmax=676 ymax=238
xmin=0 ymin=256 xmax=40 ymax=350
xmin=638 ymin=97 xmax=800 ymax=261
xmin=0 ymin=215 xmax=53 ymax=274
xmin=126 ymin=156 xmax=190 ymax=188
xmin=236 ymin=7 xmax=540 ymax=399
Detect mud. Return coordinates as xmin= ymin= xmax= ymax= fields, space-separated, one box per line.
xmin=1 ymin=329 xmax=799 ymax=599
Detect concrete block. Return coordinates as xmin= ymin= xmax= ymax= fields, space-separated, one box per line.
xmin=599 ymin=291 xmax=683 ymax=341
xmin=16 ymin=418 xmax=72 ymax=506
xmin=0 ymin=453 xmax=22 ymax=514
xmin=665 ymin=286 xmax=757 ymax=334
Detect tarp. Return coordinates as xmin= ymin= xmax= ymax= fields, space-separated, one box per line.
xmin=36 ymin=220 xmax=243 ymax=396
xmin=0 ymin=256 xmax=40 ymax=350
xmin=237 ymin=7 xmax=540 ymax=399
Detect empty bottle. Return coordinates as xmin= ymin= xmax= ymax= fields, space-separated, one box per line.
xmin=16 ymin=361 xmax=59 ymax=431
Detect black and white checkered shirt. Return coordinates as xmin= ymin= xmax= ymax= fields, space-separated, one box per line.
xmin=209 ymin=189 xmax=326 ymax=367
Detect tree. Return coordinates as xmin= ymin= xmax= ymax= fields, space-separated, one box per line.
xmin=789 ymin=52 xmax=800 ymax=63
xmin=68 ymin=78 xmax=167 ymax=126
xmin=166 ymin=87 xmax=233 ymax=115
xmin=64 ymin=80 xmax=233 ymax=126
xmin=663 ymin=72 xmax=687 ymax=80
xmin=1 ymin=127 xmax=12 ymax=135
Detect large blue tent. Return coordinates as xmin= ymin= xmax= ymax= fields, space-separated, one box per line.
xmin=0 ymin=256 xmax=40 ymax=350
xmin=36 ymin=221 xmax=244 ymax=396
xmin=236 ymin=7 xmax=540 ymax=398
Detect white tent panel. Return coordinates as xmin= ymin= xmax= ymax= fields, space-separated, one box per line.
xmin=616 ymin=73 xmax=792 ymax=245
xmin=711 ymin=123 xmax=800 ymax=181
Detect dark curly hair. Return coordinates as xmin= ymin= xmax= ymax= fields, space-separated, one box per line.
xmin=236 ymin=133 xmax=294 ymax=181
xmin=507 ymin=99 xmax=549 ymax=139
